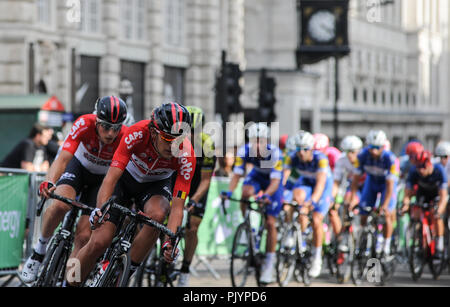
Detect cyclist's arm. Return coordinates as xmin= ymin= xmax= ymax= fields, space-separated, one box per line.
xmin=228 ymin=172 xmax=241 ymax=194
xmin=263 ymin=178 xmax=281 ymax=197
xmin=311 ymin=171 xmax=326 ymax=204
xmin=45 ymin=150 xmax=74 ymax=184
xmin=437 ymin=187 xmax=448 ymax=216
xmin=349 ymin=173 xmax=361 ymax=209
xmin=380 ymin=178 xmax=394 ymax=211
xmin=332 ymin=180 xmax=340 ymax=199
xmin=283 ymin=169 xmax=291 ymax=186
xmin=20 ymin=161 xmax=35 ymax=171
xmin=190 ymin=170 xmax=213 ymax=203
xmin=96 ymin=166 xmax=123 ymax=208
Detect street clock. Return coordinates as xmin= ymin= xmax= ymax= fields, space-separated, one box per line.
xmin=297 ymin=0 xmax=350 ymax=66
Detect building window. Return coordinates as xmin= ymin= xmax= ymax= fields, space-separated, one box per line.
xmin=80 ymin=0 xmax=101 ymax=33
xmin=373 ymin=90 xmax=377 ymax=105
xmin=353 ymin=87 xmax=358 ymax=103
xmin=163 ymin=66 xmax=185 ymax=104
xmin=120 ymin=0 xmax=147 ymax=41
xmin=77 ymin=55 xmax=100 ymax=116
xmin=121 ymin=60 xmax=146 ymax=121
xmin=164 ymin=0 xmax=185 ymax=47
xmin=37 ymin=0 xmax=51 ymax=25
xmin=363 ymin=88 xmax=368 ymax=104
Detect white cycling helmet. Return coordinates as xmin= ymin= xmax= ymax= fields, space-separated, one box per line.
xmin=340 ymin=135 xmax=363 ymax=152
xmin=366 ymin=130 xmax=387 ymax=147
xmin=248 ymin=123 xmax=270 ymax=139
xmin=285 ymin=135 xmax=298 ymax=152
xmin=435 ymin=141 xmax=450 ymax=157
xmin=295 ymin=130 xmax=315 ymax=150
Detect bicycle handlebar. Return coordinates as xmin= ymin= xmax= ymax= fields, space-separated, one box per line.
xmin=47 ymin=192 xmax=96 ymax=213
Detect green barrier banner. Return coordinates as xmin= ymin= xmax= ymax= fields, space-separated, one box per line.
xmin=196 ymin=177 xmax=264 ymax=256
xmin=0 ymin=175 xmax=28 ymax=269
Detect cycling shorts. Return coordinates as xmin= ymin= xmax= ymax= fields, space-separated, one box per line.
xmin=359 ymin=176 xmax=397 ymax=215
xmin=57 ymin=157 xmax=104 ymax=215
xmin=107 ymin=170 xmax=173 ymax=226
xmin=293 ymin=176 xmax=333 ymax=216
xmin=243 ymin=169 xmax=284 ymax=217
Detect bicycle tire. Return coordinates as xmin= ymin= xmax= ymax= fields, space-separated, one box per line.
xmin=352 ymin=229 xmax=372 ymax=285
xmin=336 ymin=231 xmax=354 ymax=284
xmin=36 ymin=238 xmax=66 ymax=287
xmin=408 ymin=221 xmax=425 ymax=281
xmin=97 ymin=253 xmax=130 ymax=287
xmin=230 ymin=223 xmax=252 ymax=287
xmin=276 ymin=225 xmax=298 ymax=287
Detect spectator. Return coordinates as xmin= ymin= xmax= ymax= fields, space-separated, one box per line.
xmin=0 ymin=123 xmax=53 ymax=172
xmin=214 ymin=151 xmax=235 ymax=177
xmin=46 ymin=130 xmax=65 ymax=165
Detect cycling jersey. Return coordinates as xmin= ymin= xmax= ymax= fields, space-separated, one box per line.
xmin=110 ymin=120 xmax=196 ymax=200
xmin=62 ymin=114 xmax=127 ymax=175
xmin=233 ymin=143 xmax=284 ymax=217
xmin=406 ymin=163 xmax=448 ymax=202
xmin=188 ymin=132 xmax=217 ymax=218
xmin=233 ymin=143 xmax=283 ymax=179
xmin=285 ymin=150 xmax=333 ymax=215
xmin=354 ymin=148 xmax=399 ymax=184
xmin=355 ymin=148 xmax=399 ymax=214
xmin=324 ymin=146 xmax=341 ymax=171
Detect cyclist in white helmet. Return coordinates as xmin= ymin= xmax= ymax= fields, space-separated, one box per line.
xmin=329 ymin=136 xmax=364 ymax=246
xmin=221 ymin=122 xmax=284 ymax=284
xmin=284 ymin=130 xmax=334 ymax=278
xmin=435 ymin=141 xmax=450 ymax=188
xmin=349 ymin=130 xmax=399 ymax=256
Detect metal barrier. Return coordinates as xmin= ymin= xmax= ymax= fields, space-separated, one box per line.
xmin=0 ymin=168 xmax=46 ymax=286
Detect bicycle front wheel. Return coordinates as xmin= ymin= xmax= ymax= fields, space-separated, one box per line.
xmin=230 ymin=223 xmax=252 ymax=287
xmin=36 ymin=237 xmax=68 ymax=287
xmin=336 ymin=231 xmax=355 ymax=284
xmin=97 ymin=253 xmax=130 ymax=287
xmin=276 ymin=225 xmax=298 ymax=287
xmin=352 ymin=230 xmax=372 ymax=285
xmin=408 ymin=221 xmax=425 ymax=281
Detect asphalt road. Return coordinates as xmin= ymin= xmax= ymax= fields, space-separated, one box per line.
xmin=2 ymin=256 xmax=449 ymax=287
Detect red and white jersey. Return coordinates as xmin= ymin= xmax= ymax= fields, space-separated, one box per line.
xmin=62 ymin=114 xmax=127 ymax=175
xmin=111 ymin=120 xmax=196 ymax=200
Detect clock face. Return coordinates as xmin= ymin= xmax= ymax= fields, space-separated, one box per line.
xmin=307 ymin=10 xmax=336 ymax=43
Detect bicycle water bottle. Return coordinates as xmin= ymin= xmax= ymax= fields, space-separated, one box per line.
xmin=252 ymin=228 xmax=261 ymax=250
xmin=375 ymin=233 xmax=384 ymax=255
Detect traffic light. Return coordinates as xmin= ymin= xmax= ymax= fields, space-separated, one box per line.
xmin=215 ymin=56 xmax=242 ymax=122
xmin=258 ymin=70 xmax=276 ymax=123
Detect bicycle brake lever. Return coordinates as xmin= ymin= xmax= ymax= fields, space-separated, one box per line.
xmin=36 ymin=197 xmax=48 ymax=217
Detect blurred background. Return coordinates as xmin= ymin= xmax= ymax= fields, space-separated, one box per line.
xmin=0 ymin=0 xmax=448 ymax=157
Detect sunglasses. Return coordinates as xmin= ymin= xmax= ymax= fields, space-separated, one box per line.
xmin=297 ymin=147 xmax=312 ymax=152
xmin=438 ymin=156 xmax=448 ymax=159
xmin=155 ymin=129 xmax=177 ymax=142
xmin=369 ymin=145 xmax=382 ymax=150
xmin=97 ymin=121 xmax=122 ymax=132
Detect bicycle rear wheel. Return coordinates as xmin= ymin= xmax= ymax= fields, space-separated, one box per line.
xmin=408 ymin=221 xmax=425 ymax=281
xmin=230 ymin=223 xmax=252 ymax=287
xmin=276 ymin=225 xmax=298 ymax=287
xmin=336 ymin=231 xmax=354 ymax=284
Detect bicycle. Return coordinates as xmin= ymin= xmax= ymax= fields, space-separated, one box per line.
xmin=32 ymin=193 xmax=96 ymax=287
xmin=86 ymin=200 xmax=182 ymax=287
xmin=225 ymin=197 xmax=267 ymax=287
xmin=275 ymin=202 xmax=312 ymax=287
xmin=334 ymin=204 xmax=356 ymax=284
xmin=351 ymin=206 xmax=399 ymax=286
xmin=405 ymin=198 xmax=446 ymax=281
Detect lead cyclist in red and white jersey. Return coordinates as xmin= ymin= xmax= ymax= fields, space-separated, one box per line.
xmin=21 ymin=96 xmax=128 ymax=283
xmin=70 ymin=102 xmax=196 ymax=286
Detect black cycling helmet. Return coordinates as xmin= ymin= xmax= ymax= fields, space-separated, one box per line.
xmin=149 ymin=102 xmax=191 ymax=137
xmin=94 ymin=96 xmax=127 ymax=125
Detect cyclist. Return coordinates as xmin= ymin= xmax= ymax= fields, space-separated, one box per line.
xmin=400 ymin=141 xmax=424 ymax=179
xmin=20 ymin=96 xmax=128 ymax=283
xmin=221 ymin=123 xmax=284 ymax=284
xmin=177 ymin=106 xmax=216 ymax=287
xmin=285 ymin=131 xmax=334 ymax=278
xmin=434 ymin=141 xmax=450 ymax=185
xmin=349 ymin=130 xmax=399 ymax=256
xmin=313 ymin=133 xmax=341 ymax=171
xmin=71 ymin=102 xmax=195 ymax=286
xmin=329 ymin=135 xmax=363 ymax=241
xmin=401 ymin=150 xmax=448 ymax=260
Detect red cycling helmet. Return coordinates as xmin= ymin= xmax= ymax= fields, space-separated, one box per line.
xmin=279 ymin=134 xmax=289 ymax=151
xmin=406 ymin=141 xmax=424 ymax=158
xmin=414 ymin=150 xmax=432 ymax=168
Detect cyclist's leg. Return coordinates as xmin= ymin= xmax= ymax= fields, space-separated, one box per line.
xmin=265 ymin=183 xmax=284 ymax=254
xmin=71 ymin=221 xmax=117 ymax=285
xmin=358 ymin=177 xmax=378 ymax=226
xmin=380 ymin=181 xmax=397 ymax=253
xmin=293 ymin=184 xmax=312 ymax=232
xmin=241 ymin=170 xmax=260 ymax=215
xmin=182 ymin=196 xmax=206 ymax=271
